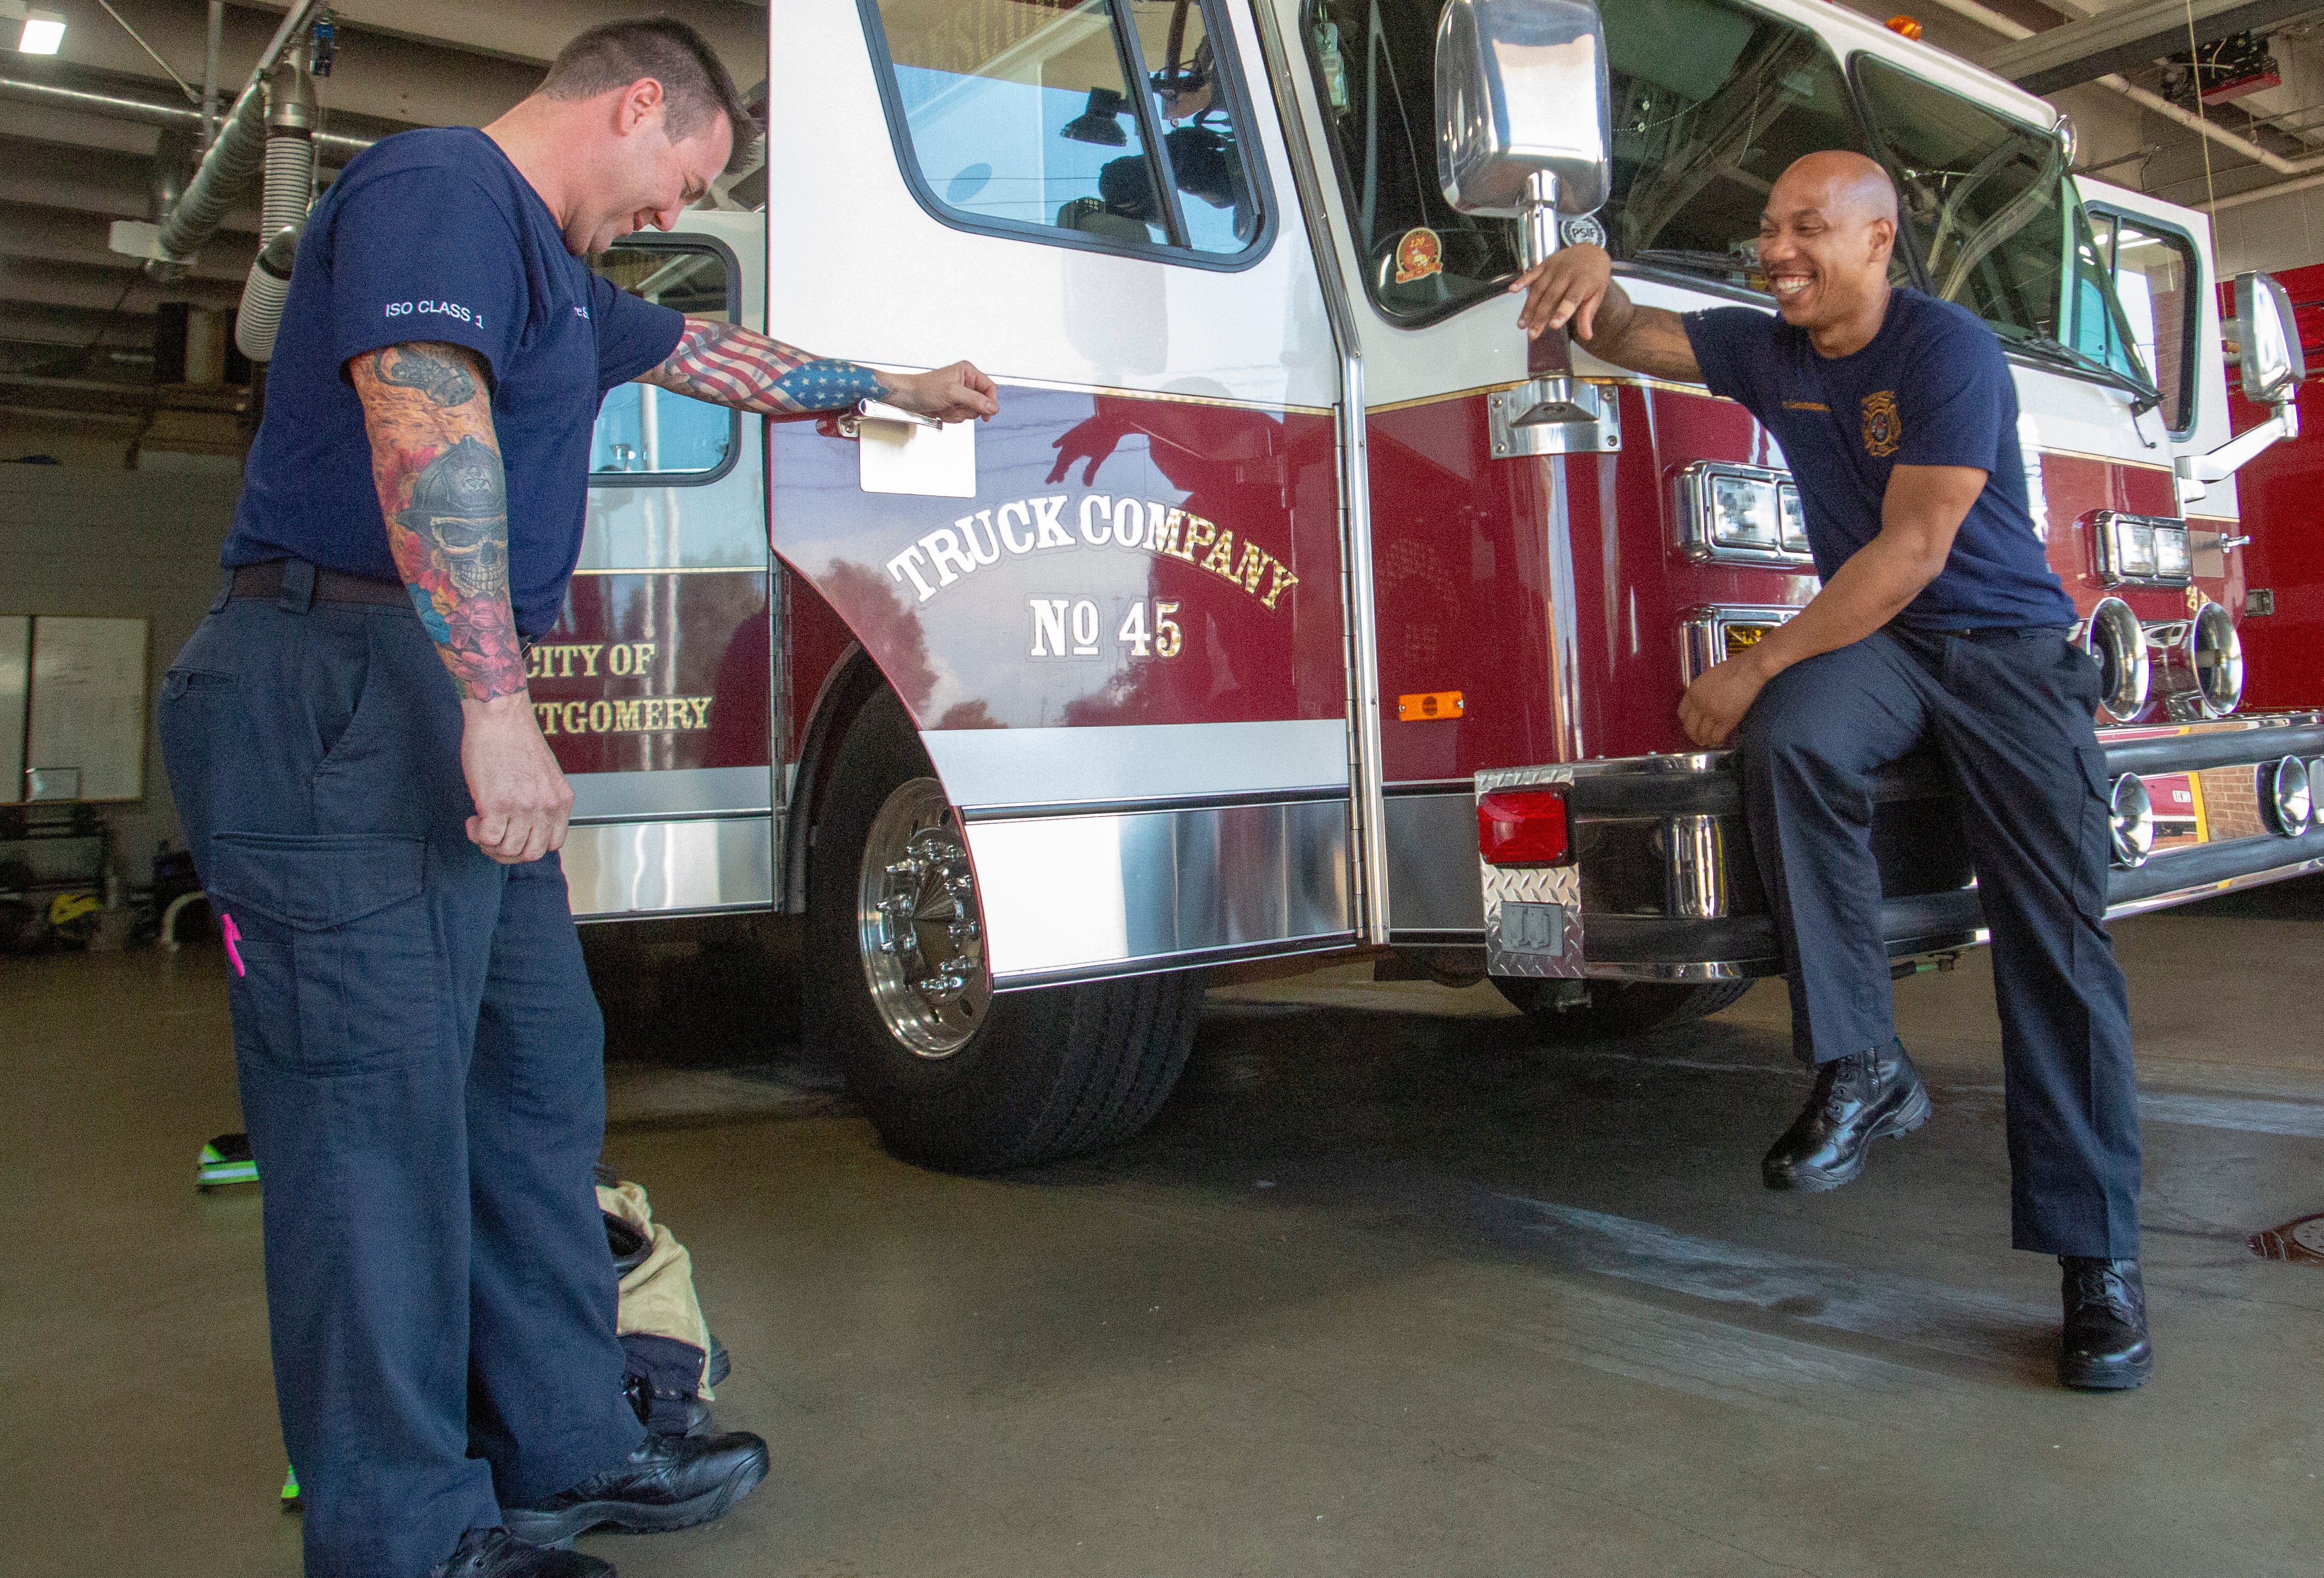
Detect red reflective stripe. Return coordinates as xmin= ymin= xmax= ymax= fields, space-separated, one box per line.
xmin=1477 ymin=788 xmax=1570 ymax=867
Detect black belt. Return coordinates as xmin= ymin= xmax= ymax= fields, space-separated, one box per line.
xmin=1910 ymin=625 xmax=2076 ymax=644
xmin=227 ymin=560 xmax=413 ymax=607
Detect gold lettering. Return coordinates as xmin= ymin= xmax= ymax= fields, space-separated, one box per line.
xmin=1146 ymin=507 xmax=1182 ymax=557
xmin=1177 ymin=513 xmax=1217 ymax=563
xmin=561 ymin=702 xmax=587 ymax=734
xmin=1199 ymin=527 xmax=1238 ymax=579
xmin=1235 ymin=541 xmax=1270 ymax=593
xmin=612 ymin=699 xmax=642 ymax=731
xmin=578 ymin=643 xmax=603 ymax=677
xmin=587 ymin=700 xmax=611 ymax=732
xmin=1262 ymin=560 xmax=1300 ymax=610
xmin=687 ymin=698 xmax=711 ymax=728
xmin=633 ymin=643 xmax=657 ymax=671
xmin=533 ymin=700 xmax=559 ymax=734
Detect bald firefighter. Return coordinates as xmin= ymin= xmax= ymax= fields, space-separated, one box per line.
xmin=1511 ymin=151 xmax=2150 ymax=1391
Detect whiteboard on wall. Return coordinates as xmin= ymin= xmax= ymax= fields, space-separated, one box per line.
xmin=0 ymin=616 xmax=26 ymax=805
xmin=26 ymin=617 xmax=149 ymax=803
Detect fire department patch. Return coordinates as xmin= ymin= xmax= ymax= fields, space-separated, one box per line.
xmin=1860 ymin=390 xmax=1902 ymax=458
xmin=1393 ymin=227 xmax=1442 ymax=284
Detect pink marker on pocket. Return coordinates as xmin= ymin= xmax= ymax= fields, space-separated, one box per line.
xmin=220 ymin=912 xmax=247 ymax=977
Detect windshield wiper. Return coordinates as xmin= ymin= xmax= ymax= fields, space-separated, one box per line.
xmin=1997 ymin=328 xmax=2160 ymax=413
xmin=1627 ymin=247 xmax=1760 ymax=280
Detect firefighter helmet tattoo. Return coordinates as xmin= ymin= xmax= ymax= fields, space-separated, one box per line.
xmin=398 ymin=434 xmax=509 ymax=598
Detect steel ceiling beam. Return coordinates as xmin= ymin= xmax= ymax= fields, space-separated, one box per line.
xmin=1988 ymin=0 xmax=2324 ymax=95
xmin=225 ymin=0 xmax=765 ymax=74
xmin=26 ymin=1 xmax=542 ymax=134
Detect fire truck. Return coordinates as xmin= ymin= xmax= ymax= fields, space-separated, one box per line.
xmin=536 ymin=0 xmax=2324 ymax=1171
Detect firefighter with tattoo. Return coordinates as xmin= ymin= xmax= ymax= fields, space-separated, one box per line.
xmin=157 ymin=20 xmax=996 ymax=1578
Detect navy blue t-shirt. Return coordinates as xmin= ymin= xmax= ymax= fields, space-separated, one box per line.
xmin=224 ymin=127 xmax=685 ymax=636
xmin=1682 ymin=288 xmax=2075 ymax=631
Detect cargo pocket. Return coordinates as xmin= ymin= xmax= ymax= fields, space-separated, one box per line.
xmin=2072 ymin=745 xmax=2116 ymax=924
xmin=2076 ymin=745 xmax=2112 ymax=807
xmin=206 ymin=832 xmax=440 ymax=1076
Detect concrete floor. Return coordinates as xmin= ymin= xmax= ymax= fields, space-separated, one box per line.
xmin=9 ymin=885 xmax=2324 ymax=1577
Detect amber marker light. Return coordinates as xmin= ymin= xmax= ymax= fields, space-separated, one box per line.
xmin=1478 ymin=789 xmax=1571 ymax=867
xmin=1887 ymin=14 xmax=1923 ymax=36
xmin=1397 ymin=691 xmax=1466 ymax=721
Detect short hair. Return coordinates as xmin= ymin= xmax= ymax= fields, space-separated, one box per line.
xmin=540 ymin=17 xmax=761 ymax=172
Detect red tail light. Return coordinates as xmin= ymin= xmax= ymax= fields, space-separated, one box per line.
xmin=1478 ymin=788 xmax=1571 ymax=867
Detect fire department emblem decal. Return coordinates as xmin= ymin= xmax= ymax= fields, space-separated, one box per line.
xmin=1860 ymin=390 xmax=1902 ymax=458
xmin=1393 ymin=227 xmax=1442 ymax=284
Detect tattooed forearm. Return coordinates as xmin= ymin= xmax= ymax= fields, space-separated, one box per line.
xmin=350 ymin=341 xmax=526 ymax=702
xmin=639 ymin=317 xmax=888 ymax=415
xmin=372 ymin=343 xmax=479 ymax=407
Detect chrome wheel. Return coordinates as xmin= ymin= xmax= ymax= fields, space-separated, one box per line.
xmin=856 ymin=776 xmax=987 ymax=1058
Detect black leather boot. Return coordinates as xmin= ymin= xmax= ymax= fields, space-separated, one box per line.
xmin=1762 ymin=1039 xmax=1931 ymax=1191
xmin=501 ymin=1429 xmax=769 ymax=1547
xmin=429 ymin=1529 xmax=611 ymax=1577
xmin=2058 ymin=1257 xmax=2153 ymax=1391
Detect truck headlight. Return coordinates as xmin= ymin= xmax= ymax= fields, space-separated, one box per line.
xmin=1677 ymin=463 xmax=1815 ymax=567
xmin=1777 ymin=484 xmax=1809 ymax=557
xmin=2152 ymin=524 xmax=2190 ymax=580
xmin=1710 ymin=472 xmax=1778 ymax=550
xmin=2094 ymin=510 xmax=2191 ymax=588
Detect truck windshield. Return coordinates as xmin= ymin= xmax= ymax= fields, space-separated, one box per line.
xmin=1303 ymin=0 xmax=1857 ymax=322
xmin=1304 ymin=0 xmax=2162 ymax=379
xmin=1854 ymin=58 xmax=2069 ymax=341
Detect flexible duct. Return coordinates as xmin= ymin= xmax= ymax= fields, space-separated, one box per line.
xmin=236 ymin=63 xmax=318 ymax=363
xmin=153 ymin=80 xmax=268 ymax=268
xmin=143 ymin=0 xmax=326 ymax=274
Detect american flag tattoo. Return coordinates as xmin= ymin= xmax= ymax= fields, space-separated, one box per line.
xmin=639 ymin=317 xmax=887 ymax=415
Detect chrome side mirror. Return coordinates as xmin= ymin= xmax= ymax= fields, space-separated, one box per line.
xmin=1436 ymin=0 xmax=1611 ymax=268
xmin=2234 ymin=271 xmax=2305 ymax=405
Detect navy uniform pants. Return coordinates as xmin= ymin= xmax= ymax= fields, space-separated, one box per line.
xmin=1736 ymin=625 xmax=2142 ymax=1259
xmin=159 ymin=564 xmax=643 ymax=1578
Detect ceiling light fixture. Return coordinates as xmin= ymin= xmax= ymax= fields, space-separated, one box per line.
xmin=3 ymin=1 xmax=67 ymax=54
xmin=19 ymin=12 xmax=65 ymax=54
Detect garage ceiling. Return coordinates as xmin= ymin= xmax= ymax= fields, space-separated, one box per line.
xmin=0 ymin=0 xmax=767 ymax=433
xmin=11 ymin=0 xmax=2324 ymax=447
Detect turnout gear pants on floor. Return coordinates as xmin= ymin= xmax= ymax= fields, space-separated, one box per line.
xmin=1735 ymin=626 xmax=2142 ymax=1259
xmin=159 ymin=569 xmax=643 ymax=1578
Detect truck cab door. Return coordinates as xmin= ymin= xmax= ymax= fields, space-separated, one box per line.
xmin=551 ymin=210 xmax=779 ymax=920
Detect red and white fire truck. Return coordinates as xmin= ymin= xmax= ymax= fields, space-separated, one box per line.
xmin=539 ymin=0 xmax=2324 ymax=1171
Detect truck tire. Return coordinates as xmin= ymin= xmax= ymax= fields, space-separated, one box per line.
xmin=804 ymin=691 xmax=1201 ymax=1172
xmin=1491 ymin=977 xmax=1752 ymax=1043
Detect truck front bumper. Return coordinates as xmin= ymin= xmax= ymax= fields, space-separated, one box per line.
xmin=1471 ymin=712 xmax=2324 ymax=983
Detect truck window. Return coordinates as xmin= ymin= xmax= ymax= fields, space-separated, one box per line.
xmin=1303 ymin=0 xmax=1856 ymax=323
xmin=589 ymin=242 xmax=736 ymax=482
xmin=861 ymin=0 xmax=1265 ymax=262
xmin=2079 ymin=207 xmax=2198 ymax=432
xmin=1854 ymin=58 xmax=2069 ymax=344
